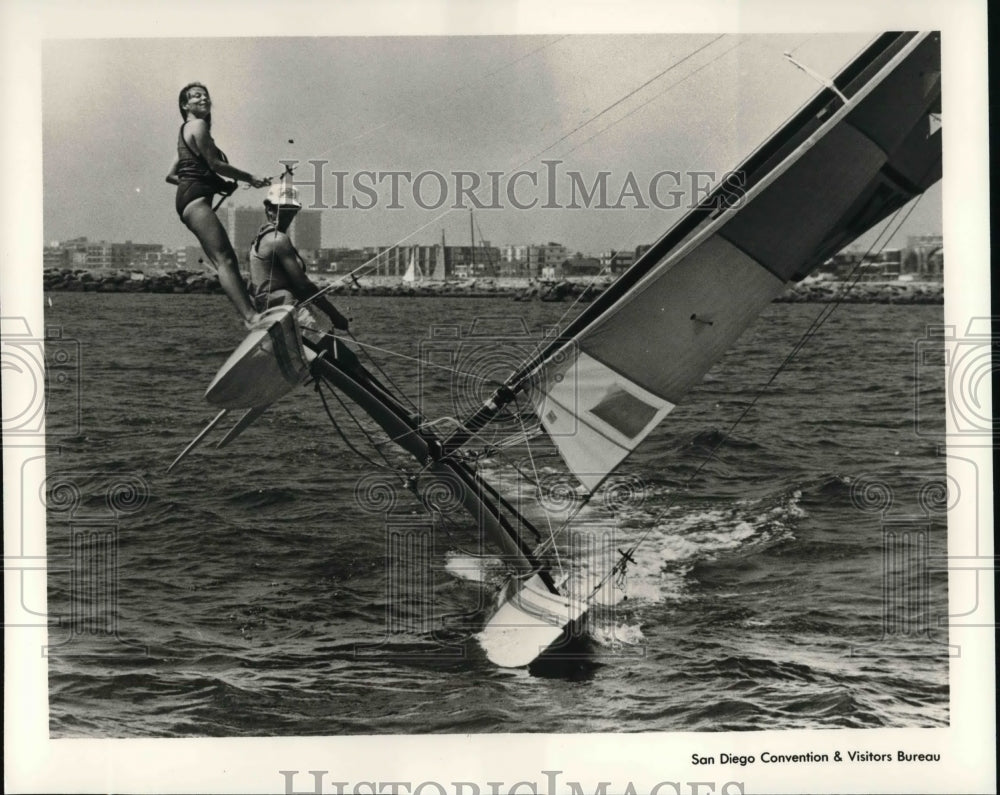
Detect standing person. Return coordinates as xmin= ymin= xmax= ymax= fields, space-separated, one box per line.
xmin=166 ymin=81 xmax=270 ymax=325
xmin=248 ymin=182 xmax=350 ymax=332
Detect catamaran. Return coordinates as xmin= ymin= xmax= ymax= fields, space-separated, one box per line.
xmin=170 ymin=32 xmax=941 ymax=667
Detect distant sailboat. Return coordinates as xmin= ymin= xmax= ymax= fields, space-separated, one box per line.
xmin=401 ymin=250 xmax=423 ymax=285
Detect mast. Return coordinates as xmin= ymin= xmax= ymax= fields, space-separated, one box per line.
xmin=437 ymin=229 xmax=446 ymax=280
xmin=469 ymin=209 xmax=476 ymax=274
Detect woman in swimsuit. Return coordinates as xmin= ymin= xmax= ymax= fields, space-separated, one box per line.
xmin=166 ymin=82 xmax=270 ymax=324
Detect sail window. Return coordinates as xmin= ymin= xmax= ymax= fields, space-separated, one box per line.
xmin=588 ymin=387 xmax=659 ymax=439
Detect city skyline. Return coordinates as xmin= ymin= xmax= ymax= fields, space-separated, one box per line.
xmin=42 ymin=225 xmax=946 ymax=284
xmin=43 ymin=219 xmax=945 ymax=260
xmin=42 ymin=34 xmax=942 ymax=257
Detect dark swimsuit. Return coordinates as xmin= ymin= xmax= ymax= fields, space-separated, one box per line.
xmin=174 ymin=122 xmax=234 ymax=217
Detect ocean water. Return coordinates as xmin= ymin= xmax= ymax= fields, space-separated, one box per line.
xmin=43 ymin=292 xmax=949 ymax=736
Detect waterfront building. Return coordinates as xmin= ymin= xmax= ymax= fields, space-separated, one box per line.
xmin=530 ymin=243 xmax=567 ymax=276
xmin=44 ymin=245 xmax=69 ymax=269
xmin=109 ymin=241 xmax=163 ymax=270
xmin=501 ymin=242 xmax=567 ymax=278
xmin=315 ymin=246 xmax=380 ymax=275
xmin=219 ymin=205 xmax=268 ymax=264
xmin=219 ymin=205 xmax=321 ymax=264
xmin=290 ymin=209 xmax=321 ymax=251
xmin=85 ymin=242 xmax=112 ymax=270
xmin=370 ymin=243 xmax=501 ymax=279
xmin=600 ymin=249 xmax=635 ymax=273
xmin=559 ymin=256 xmax=602 ymax=277
xmin=902 ymin=234 xmax=944 ymax=279
xmin=879 ymin=248 xmax=902 ymax=279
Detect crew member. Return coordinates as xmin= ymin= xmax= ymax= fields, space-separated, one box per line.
xmin=167 ymin=81 xmax=269 ymax=325
xmin=248 ymin=182 xmax=350 ymax=334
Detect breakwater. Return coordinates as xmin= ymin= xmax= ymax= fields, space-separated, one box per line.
xmin=42 ymin=268 xmax=944 ymax=303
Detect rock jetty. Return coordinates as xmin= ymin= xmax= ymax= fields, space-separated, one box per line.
xmin=775 ymin=279 xmax=943 ymax=304
xmin=43 ymin=268 xmax=943 ymax=304
xmin=44 ymin=268 xmax=222 ymax=294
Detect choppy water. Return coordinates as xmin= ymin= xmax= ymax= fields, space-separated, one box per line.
xmin=44 ymin=292 xmax=949 ymax=736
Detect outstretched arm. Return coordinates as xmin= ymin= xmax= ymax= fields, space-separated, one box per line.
xmin=275 ymin=239 xmax=350 ymax=330
xmin=185 ymin=119 xmax=269 ymax=188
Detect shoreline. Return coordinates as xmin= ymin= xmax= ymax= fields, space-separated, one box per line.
xmin=42 ymin=269 xmax=944 ymax=304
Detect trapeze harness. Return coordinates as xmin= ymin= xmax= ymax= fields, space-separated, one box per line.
xmin=174 ymin=121 xmax=234 ymax=217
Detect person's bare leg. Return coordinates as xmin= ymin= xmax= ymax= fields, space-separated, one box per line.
xmin=182 ymin=198 xmax=256 ymax=322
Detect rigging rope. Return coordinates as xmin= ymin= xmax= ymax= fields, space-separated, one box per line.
xmin=511 ymin=391 xmax=564 ymax=576
xmin=313 ymin=375 xmax=402 ymax=475
xmin=343 ymin=330 xmax=420 ymax=413
xmin=336 ymin=335 xmax=511 ymax=385
xmin=531 ymin=35 xmax=727 ymax=163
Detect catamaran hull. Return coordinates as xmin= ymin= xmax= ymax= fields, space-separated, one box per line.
xmin=477 ymin=574 xmax=589 ymax=668
xmin=205 ymin=306 xmax=310 ymax=409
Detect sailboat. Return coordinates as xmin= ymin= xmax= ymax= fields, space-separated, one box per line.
xmin=401 ymin=249 xmax=423 ymax=285
xmin=170 ymin=32 xmax=941 ymax=667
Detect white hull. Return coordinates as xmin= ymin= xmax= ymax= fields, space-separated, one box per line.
xmin=476 ymin=574 xmax=589 ymax=668
xmin=205 ymin=306 xmax=310 ymax=409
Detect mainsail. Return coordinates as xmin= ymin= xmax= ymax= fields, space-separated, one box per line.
xmin=446 ymin=31 xmax=942 ymax=493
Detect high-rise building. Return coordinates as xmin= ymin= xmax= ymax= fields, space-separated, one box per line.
xmin=223 ymin=205 xmax=320 ymax=261
xmin=902 ymin=234 xmax=944 ymax=278
xmin=600 ymin=249 xmax=634 ymax=274
xmin=85 ymin=241 xmax=112 ymax=269
xmin=230 ymin=206 xmax=268 ymax=264
xmin=44 ymin=246 xmax=69 ymax=269
xmin=501 ymin=243 xmax=568 ymax=277
xmin=291 ymin=209 xmax=321 ymax=252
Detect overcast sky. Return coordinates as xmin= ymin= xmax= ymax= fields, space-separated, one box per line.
xmin=42 ymin=33 xmax=942 ymax=254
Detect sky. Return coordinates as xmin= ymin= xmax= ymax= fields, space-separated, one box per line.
xmin=41 ymin=33 xmax=943 ymax=255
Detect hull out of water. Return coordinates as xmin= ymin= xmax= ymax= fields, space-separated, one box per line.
xmin=477 ymin=574 xmax=589 ymax=667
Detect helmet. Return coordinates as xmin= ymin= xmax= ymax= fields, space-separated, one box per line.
xmin=265 ymin=182 xmax=301 ymax=209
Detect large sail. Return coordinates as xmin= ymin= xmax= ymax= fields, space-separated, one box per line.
xmin=450 ymin=32 xmax=941 ymax=492
xmin=402 ymin=251 xmax=423 ymax=284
